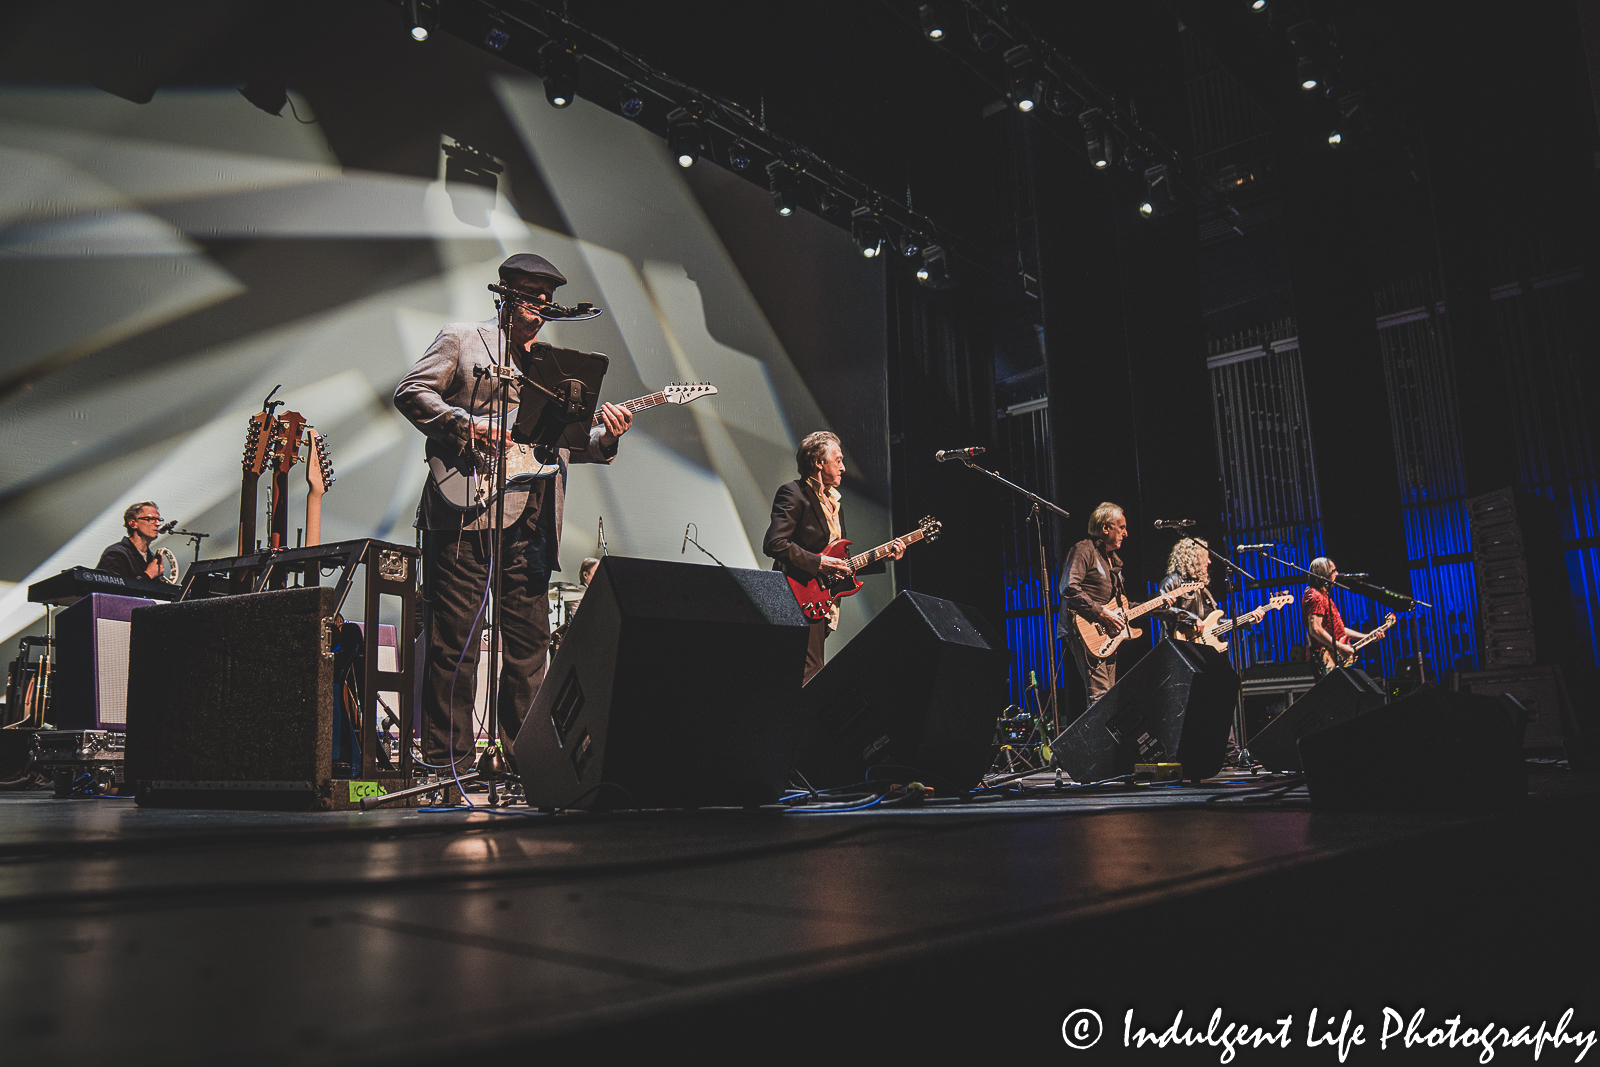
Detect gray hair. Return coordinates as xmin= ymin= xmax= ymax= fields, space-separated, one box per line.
xmin=1309 ymin=557 xmax=1336 ymax=588
xmin=1087 ymin=502 xmax=1124 ymax=538
xmin=796 ymin=431 xmax=840 ymax=477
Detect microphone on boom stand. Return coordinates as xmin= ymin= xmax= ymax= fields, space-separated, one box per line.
xmin=1153 ymin=519 xmax=1196 ymax=530
xmin=1235 ymin=543 xmax=1276 ymax=551
xmin=935 ymin=447 xmax=986 ymax=462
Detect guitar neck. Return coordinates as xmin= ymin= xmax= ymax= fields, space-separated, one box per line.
xmin=848 ymin=528 xmax=926 ymax=570
xmin=1126 ymin=585 xmax=1196 ymax=622
xmin=588 ymin=392 xmax=668 ymax=427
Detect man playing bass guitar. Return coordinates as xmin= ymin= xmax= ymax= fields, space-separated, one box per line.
xmin=763 ymin=431 xmax=903 ymax=684
xmin=1303 ymin=557 xmax=1382 ymax=671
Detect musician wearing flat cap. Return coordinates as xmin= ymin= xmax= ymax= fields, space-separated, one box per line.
xmin=395 ymin=253 xmax=632 ymax=777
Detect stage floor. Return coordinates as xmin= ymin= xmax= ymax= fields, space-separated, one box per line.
xmin=0 ymin=767 xmax=1595 ymax=1064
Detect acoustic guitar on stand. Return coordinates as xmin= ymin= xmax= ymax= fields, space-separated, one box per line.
xmin=1073 ymin=581 xmax=1203 ymax=660
xmin=303 ymin=428 xmax=336 ymax=547
xmin=1172 ymin=593 xmax=1296 ymax=653
xmin=787 ymin=516 xmax=941 ymax=621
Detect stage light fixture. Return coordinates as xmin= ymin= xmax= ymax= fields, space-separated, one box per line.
xmin=851 ymin=206 xmax=884 ymax=258
xmin=485 ymin=27 xmax=509 ymax=51
xmin=1297 ymin=56 xmax=1318 ymax=91
xmin=730 ymin=142 xmax=753 ymax=170
xmin=619 ymin=83 xmax=644 ymax=119
xmin=1327 ymin=130 xmax=1342 ymax=145
xmin=767 ymin=162 xmax=798 ymax=217
xmin=1139 ymin=164 xmax=1177 ymax=219
xmin=919 ymin=4 xmax=945 ymax=41
xmin=817 ymin=191 xmax=846 ymax=222
xmin=1005 ymin=46 xmax=1042 ymax=113
xmin=916 ymin=245 xmax=954 ymax=289
xmin=668 ymin=115 xmax=703 ymax=168
xmin=539 ymin=40 xmax=579 ymax=108
xmin=1251 ymin=0 xmax=1267 ymax=9
xmin=1080 ymin=109 xmax=1116 ymax=170
xmin=408 ymin=0 xmax=435 ymax=42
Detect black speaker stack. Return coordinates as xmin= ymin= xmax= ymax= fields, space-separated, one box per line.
xmin=1052 ymin=640 xmax=1238 ymax=783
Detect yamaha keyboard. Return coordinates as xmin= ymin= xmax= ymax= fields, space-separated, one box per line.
xmin=28 ymin=567 xmax=183 ymax=607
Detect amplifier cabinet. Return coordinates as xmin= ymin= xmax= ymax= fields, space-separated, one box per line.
xmin=52 ymin=593 xmax=154 ymax=731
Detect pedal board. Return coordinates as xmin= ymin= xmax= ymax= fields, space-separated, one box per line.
xmin=34 ymin=729 xmax=125 ymax=797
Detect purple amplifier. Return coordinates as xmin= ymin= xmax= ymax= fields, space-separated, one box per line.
xmin=52 ymin=593 xmax=155 ymax=731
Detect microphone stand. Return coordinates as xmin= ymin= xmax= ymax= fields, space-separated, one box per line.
xmin=683 ymin=524 xmax=728 ymax=568
xmin=950 ymin=456 xmax=1070 ymax=742
xmin=167 ymin=528 xmax=210 ymax=565
xmin=477 ymin=295 xmax=518 ymax=806
xmin=1206 ymin=545 xmax=1262 ymax=772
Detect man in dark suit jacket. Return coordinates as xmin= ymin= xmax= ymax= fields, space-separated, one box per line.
xmin=394 ymin=253 xmax=632 ymax=777
xmin=763 ymin=431 xmax=902 ymax=683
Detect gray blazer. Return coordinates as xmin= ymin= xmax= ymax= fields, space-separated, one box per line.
xmin=394 ymin=319 xmax=616 ymax=564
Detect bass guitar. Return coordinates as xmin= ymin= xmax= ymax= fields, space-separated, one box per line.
xmin=428 ymin=382 xmax=717 ymax=510
xmin=1073 ymin=580 xmax=1203 ymax=660
xmin=1172 ymin=592 xmax=1295 ymax=653
xmin=787 ymin=516 xmax=941 ymax=621
xmin=1316 ymin=612 xmax=1397 ymax=674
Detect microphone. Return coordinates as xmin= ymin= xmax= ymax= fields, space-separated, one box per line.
xmin=1153 ymin=519 xmax=1197 ymax=530
xmin=157 ymin=520 xmax=179 ymax=535
xmin=1342 ymin=573 xmax=1370 ymax=580
xmin=682 ymin=524 xmax=690 ymax=555
xmin=935 ymin=447 xmax=986 ymax=462
xmin=1235 ymin=543 xmax=1276 ymax=551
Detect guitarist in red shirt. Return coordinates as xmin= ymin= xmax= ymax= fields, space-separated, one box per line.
xmin=1303 ymin=557 xmax=1378 ymax=670
xmin=763 ymin=431 xmax=903 ymax=683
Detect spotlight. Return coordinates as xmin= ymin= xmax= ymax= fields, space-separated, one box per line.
xmin=1005 ymin=46 xmax=1043 ymax=113
xmin=1251 ymin=0 xmax=1267 ymax=9
xmin=916 ymin=245 xmax=954 ymax=289
xmin=896 ymin=229 xmax=922 ymax=257
xmin=968 ymin=11 xmax=998 ymax=51
xmin=817 ymin=191 xmax=846 ymax=222
xmin=667 ymin=114 xmax=703 ymax=168
xmin=1139 ymin=164 xmax=1177 ymax=219
xmin=851 ymin=206 xmax=885 ymax=258
xmin=1296 ymin=55 xmax=1319 ymax=91
xmin=619 ymin=83 xmax=644 ymax=119
xmin=539 ymin=40 xmax=579 ymax=108
xmin=919 ymin=4 xmax=945 ymax=41
xmin=730 ymin=142 xmax=753 ymax=170
xmin=485 ymin=27 xmax=509 ymax=51
xmin=408 ymin=0 xmax=435 ymax=42
xmin=1080 ymin=109 xmax=1116 ymax=170
xmin=767 ymin=162 xmax=798 ymax=217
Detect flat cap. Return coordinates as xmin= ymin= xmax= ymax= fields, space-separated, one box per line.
xmin=498 ymin=253 xmax=567 ymax=287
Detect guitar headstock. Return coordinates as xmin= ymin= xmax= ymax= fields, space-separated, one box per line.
xmin=663 ymin=382 xmax=717 ymax=405
xmin=242 ymin=411 xmax=272 ymax=475
xmin=919 ymin=515 xmax=942 ymax=542
xmin=268 ymin=411 xmax=305 ymax=476
xmin=1269 ymin=593 xmax=1295 ymax=609
xmin=1381 ymin=612 xmax=1397 ymax=631
xmin=305 ymin=429 xmax=335 ymax=495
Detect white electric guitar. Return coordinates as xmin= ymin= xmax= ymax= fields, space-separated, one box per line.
xmin=428 ymin=382 xmax=717 ymax=510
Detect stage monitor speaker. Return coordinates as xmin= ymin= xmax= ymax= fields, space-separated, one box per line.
xmin=514 ymin=557 xmax=808 ymax=810
xmin=1246 ymin=667 xmax=1387 ymax=772
xmin=1299 ymin=685 xmax=1528 ymax=811
xmin=794 ymin=590 xmax=1007 ymax=794
xmin=1054 ymin=639 xmax=1237 ymax=783
xmin=127 ymin=586 xmax=336 ymax=809
xmin=52 ymin=592 xmax=154 ymax=731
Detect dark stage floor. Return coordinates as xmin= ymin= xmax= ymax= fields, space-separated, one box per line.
xmin=1 ymin=767 xmax=1596 ymax=1065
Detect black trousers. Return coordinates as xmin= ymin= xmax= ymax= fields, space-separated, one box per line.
xmin=802 ymin=619 xmax=830 ymax=684
xmin=420 ymin=523 xmax=551 ymax=772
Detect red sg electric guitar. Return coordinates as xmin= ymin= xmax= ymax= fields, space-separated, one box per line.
xmin=787 ymin=516 xmax=941 ymax=621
